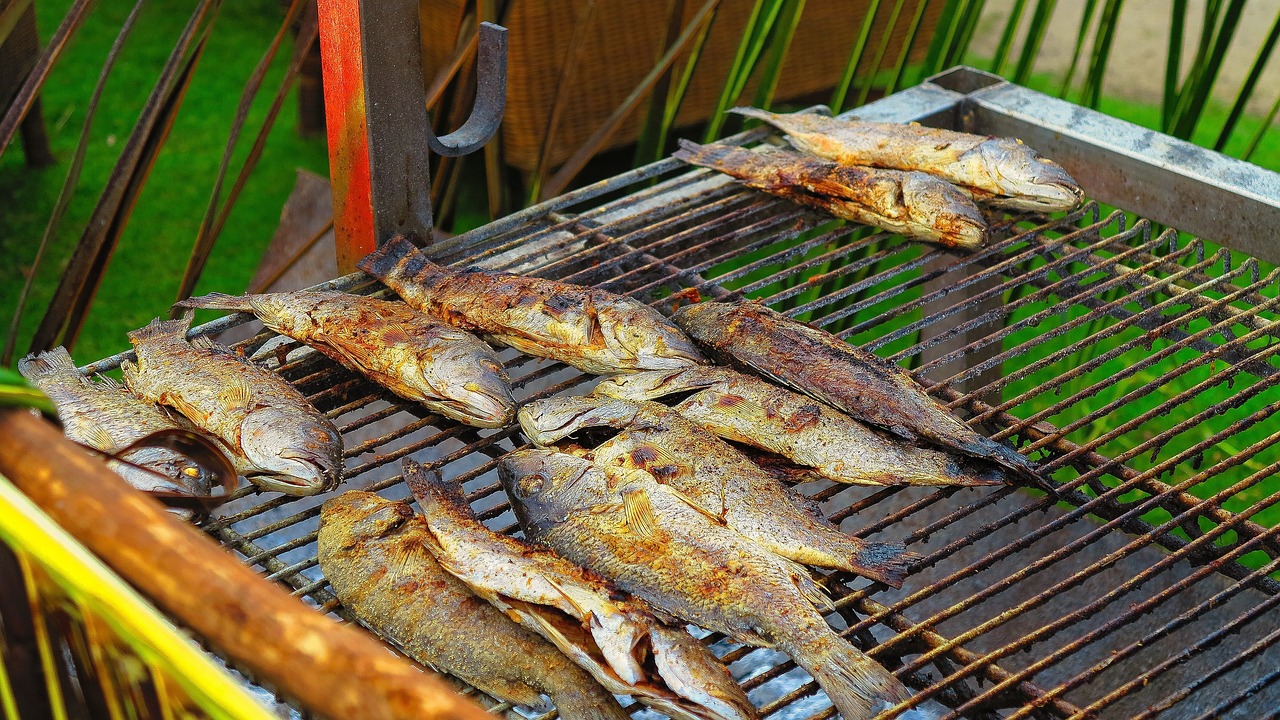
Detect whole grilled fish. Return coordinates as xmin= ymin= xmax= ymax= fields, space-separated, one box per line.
xmin=593 ymin=366 xmax=1003 ymax=487
xmin=731 ymin=107 xmax=1083 ymax=212
xmin=19 ymin=347 xmax=216 ymax=505
xmin=501 ymin=449 xmax=913 ymax=720
xmin=673 ymin=140 xmax=989 ymax=250
xmin=518 ymin=396 xmax=913 ymax=587
xmin=122 ymin=313 xmax=343 ymax=495
xmin=404 ymin=459 xmax=757 ymax=720
xmin=175 ymin=291 xmax=515 ymax=428
xmin=671 ymin=301 xmax=1046 ymax=487
xmin=316 ymin=491 xmax=628 ymax=720
xmin=358 ymin=236 xmax=706 ymax=374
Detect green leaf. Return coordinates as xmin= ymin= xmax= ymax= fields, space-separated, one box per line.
xmin=1080 ymin=0 xmax=1125 ymax=108
xmin=1012 ymin=0 xmax=1058 ymax=84
xmin=886 ymin=0 xmax=932 ymax=95
xmin=1214 ymin=9 xmax=1280 ymax=151
xmin=752 ymin=0 xmax=807 ymax=109
xmin=1162 ymin=0 xmax=1188 ymax=127
xmin=1058 ymin=0 xmax=1099 ymax=96
xmin=1171 ymin=0 xmax=1247 ymax=139
xmin=920 ymin=0 xmax=968 ymax=79
xmin=1243 ymin=90 xmax=1280 ymax=161
xmin=703 ymin=0 xmax=781 ymax=141
xmin=946 ymin=0 xmax=989 ymax=68
xmin=856 ymin=0 xmax=909 ymax=107
xmin=831 ymin=0 xmax=885 ymax=112
xmin=0 ymin=369 xmax=55 ymax=416
xmin=990 ymin=0 xmax=1028 ymax=76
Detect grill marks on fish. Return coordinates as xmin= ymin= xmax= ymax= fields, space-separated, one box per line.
xmin=121 ymin=313 xmax=343 ymax=496
xmin=730 ymin=106 xmax=1084 ymax=213
xmin=316 ymin=491 xmax=628 ymax=720
xmin=18 ymin=347 xmax=216 ymax=503
xmin=519 ymin=396 xmax=914 ymax=587
xmin=593 ymin=366 xmax=1005 ymax=487
xmin=672 ymin=301 xmax=1048 ymax=488
xmin=174 ymin=291 xmax=515 ymax=428
xmin=403 ymin=459 xmax=757 ymax=720
xmin=501 ymin=449 xmax=912 ymax=720
xmin=358 ymin=236 xmax=706 ymax=374
xmin=673 ymin=140 xmax=989 ymax=250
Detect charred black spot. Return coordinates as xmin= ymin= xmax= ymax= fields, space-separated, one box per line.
xmin=649 ymin=464 xmax=680 ymax=480
xmin=543 ymin=294 xmax=577 ymax=318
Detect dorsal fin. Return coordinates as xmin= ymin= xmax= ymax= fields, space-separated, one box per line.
xmin=127 ymin=312 xmax=193 ymax=345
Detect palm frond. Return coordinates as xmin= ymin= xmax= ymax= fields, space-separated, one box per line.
xmin=885 ymin=0 xmax=932 ymax=95
xmin=831 ymin=0 xmax=884 ymax=112
xmin=1012 ymin=0 xmax=1058 ymax=83
xmin=751 ymin=0 xmax=806 ymax=109
xmin=1213 ymin=9 xmax=1280 ymax=151
xmin=1079 ymin=0 xmax=1124 ymax=108
xmin=990 ymin=0 xmax=1028 ymax=76
xmin=1058 ymin=0 xmax=1099 ymax=96
xmin=702 ymin=0 xmax=785 ymax=141
xmin=0 ymin=0 xmax=94 ymax=159
xmin=855 ymin=0 xmax=909 ymax=107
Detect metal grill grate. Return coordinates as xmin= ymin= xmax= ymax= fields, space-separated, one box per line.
xmin=80 ymin=69 xmax=1280 ymax=719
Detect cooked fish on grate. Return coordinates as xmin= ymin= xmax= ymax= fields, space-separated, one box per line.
xmin=404 ymin=459 xmax=757 ymax=720
xmin=593 ymin=366 xmax=1004 ymax=487
xmin=519 ymin=396 xmax=914 ymax=587
xmin=316 ymin=491 xmax=629 ymax=720
xmin=175 ymin=291 xmax=515 ymax=428
xmin=731 ymin=107 xmax=1083 ymax=212
xmin=673 ymin=140 xmax=989 ymax=250
xmin=359 ymin=236 xmax=706 ymax=374
xmin=502 ymin=448 xmax=913 ymax=720
xmin=122 ymin=312 xmax=343 ymax=496
xmin=672 ymin=301 xmax=1047 ymax=488
xmin=19 ymin=347 xmax=217 ymax=510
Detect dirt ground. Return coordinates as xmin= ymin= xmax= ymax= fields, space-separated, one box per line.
xmin=974 ymin=0 xmax=1280 ymax=116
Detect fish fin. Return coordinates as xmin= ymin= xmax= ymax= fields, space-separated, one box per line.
xmin=664 ymin=485 xmax=727 ymax=527
xmin=18 ymin=347 xmax=78 ymax=381
xmin=802 ymin=637 xmax=911 ymax=720
xmin=402 ymin=458 xmax=478 ymax=520
xmin=775 ymin=556 xmax=834 ymax=611
xmin=380 ymin=323 xmax=415 ymax=345
xmin=173 ymin=292 xmax=255 ymax=312
xmin=621 ymin=486 xmax=660 ymax=539
xmin=94 ymin=374 xmax=124 ymax=391
xmin=161 ymin=391 xmax=209 ymax=426
xmin=728 ymin=106 xmax=780 ymax=124
xmin=127 ymin=312 xmax=192 ymax=345
xmin=80 ymin=422 xmax=119 ymax=453
xmin=218 ymin=378 xmax=254 ymax=413
xmin=543 ymin=576 xmax=592 ymax=619
xmin=119 ymin=360 xmax=140 ymax=393
xmin=548 ymin=685 xmax=631 ymax=720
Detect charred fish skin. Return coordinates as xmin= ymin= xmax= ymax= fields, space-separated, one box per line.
xmin=121 ymin=313 xmax=343 ymax=496
xmin=316 ymin=491 xmax=628 ymax=720
xmin=593 ymin=367 xmax=1005 ymax=487
xmin=175 ymin=291 xmax=515 ymax=428
xmin=671 ymin=301 xmax=1048 ymax=488
xmin=358 ymin=235 xmax=707 ymax=374
xmin=730 ymin=107 xmax=1084 ymax=212
xmin=501 ymin=449 xmax=913 ymax=720
xmin=404 ymin=459 xmax=758 ymax=720
xmin=673 ymin=140 xmax=989 ymax=250
xmin=739 ymin=107 xmax=1083 ymax=212
xmin=18 ymin=347 xmax=216 ymax=503
xmin=518 ymin=396 xmax=914 ymax=587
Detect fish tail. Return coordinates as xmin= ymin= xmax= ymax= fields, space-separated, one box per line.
xmin=127 ymin=312 xmax=193 ymax=345
xmin=546 ymin=684 xmax=631 ymax=720
xmin=849 ymin=540 xmax=916 ymax=589
xmin=172 ymin=292 xmax=255 ymax=313
xmin=728 ymin=106 xmax=782 ymax=125
xmin=357 ymin=235 xmax=446 ymax=293
xmin=18 ymin=347 xmax=79 ymax=381
xmin=793 ymin=633 xmax=910 ymax=720
xmin=955 ymin=435 xmax=1055 ymax=493
xmin=402 ymin=457 xmax=477 ymax=521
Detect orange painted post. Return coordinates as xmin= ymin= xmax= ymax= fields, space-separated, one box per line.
xmin=316 ymin=0 xmax=375 ymax=273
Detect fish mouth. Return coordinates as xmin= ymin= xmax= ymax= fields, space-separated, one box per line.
xmin=248 ymin=451 xmax=339 ymax=496
xmin=439 ymin=385 xmax=516 ymax=428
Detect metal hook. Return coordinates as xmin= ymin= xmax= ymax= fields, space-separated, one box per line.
xmin=426 ymin=22 xmax=508 ymax=157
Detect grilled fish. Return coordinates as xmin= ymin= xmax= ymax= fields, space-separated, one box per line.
xmin=593 ymin=366 xmax=1003 ymax=487
xmin=358 ymin=236 xmax=706 ymax=374
xmin=518 ymin=396 xmax=913 ymax=587
xmin=672 ymin=301 xmax=1046 ymax=486
xmin=404 ymin=459 xmax=756 ymax=720
xmin=175 ymin=291 xmax=514 ymax=428
xmin=731 ymin=107 xmax=1083 ymax=212
xmin=316 ymin=491 xmax=628 ymax=720
xmin=501 ymin=449 xmax=912 ymax=720
xmin=122 ymin=313 xmax=343 ymax=495
xmin=673 ymin=140 xmax=989 ymax=250
xmin=19 ymin=347 xmax=216 ymax=506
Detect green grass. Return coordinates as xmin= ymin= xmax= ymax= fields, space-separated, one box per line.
xmin=0 ymin=0 xmax=329 ymax=363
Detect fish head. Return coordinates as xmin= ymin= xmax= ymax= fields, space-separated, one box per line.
xmin=240 ymin=407 xmax=342 ymax=495
xmin=591 ymin=369 xmax=688 ymax=402
xmin=599 ymin=310 xmax=706 ymax=370
xmin=669 ymin=301 xmax=735 ymax=342
xmin=499 ymin=449 xmax=608 ymax=537
xmin=974 ymin=139 xmax=1083 ymax=211
xmin=517 ymin=396 xmax=647 ymax=447
xmin=412 ymin=348 xmax=516 ymax=428
xmin=114 ymin=446 xmax=215 ymax=496
xmin=900 ymin=173 xmax=990 ymax=250
xmin=319 ymin=491 xmax=414 ymax=548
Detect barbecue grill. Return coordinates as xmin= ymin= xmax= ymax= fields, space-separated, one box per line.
xmin=47 ymin=66 xmax=1280 ymax=719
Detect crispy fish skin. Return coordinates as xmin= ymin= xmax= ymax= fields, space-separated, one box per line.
xmin=501 ymin=449 xmax=912 ymax=720
xmin=673 ymin=140 xmax=989 ymax=250
xmin=671 ymin=301 xmax=1045 ymax=486
xmin=175 ymin=291 xmax=514 ymax=428
xmin=593 ymin=366 xmax=1003 ymax=487
xmin=518 ymin=396 xmax=913 ymax=587
xmin=731 ymin=107 xmax=1083 ymax=212
xmin=316 ymin=491 xmax=628 ymax=720
xmin=122 ymin=313 xmax=343 ymax=496
xmin=404 ymin=460 xmax=757 ymax=720
xmin=358 ymin=236 xmax=706 ymax=374
xmin=19 ymin=347 xmax=215 ymax=504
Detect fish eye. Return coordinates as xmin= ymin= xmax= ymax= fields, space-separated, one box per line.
xmin=519 ymin=473 xmax=547 ymax=497
xmin=181 ymin=466 xmax=201 ymax=478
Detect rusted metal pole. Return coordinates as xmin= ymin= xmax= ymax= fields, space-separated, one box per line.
xmin=0 ymin=408 xmax=492 ymax=720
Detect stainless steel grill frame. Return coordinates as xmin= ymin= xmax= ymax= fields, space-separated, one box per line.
xmin=82 ymin=67 xmax=1280 ymax=719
